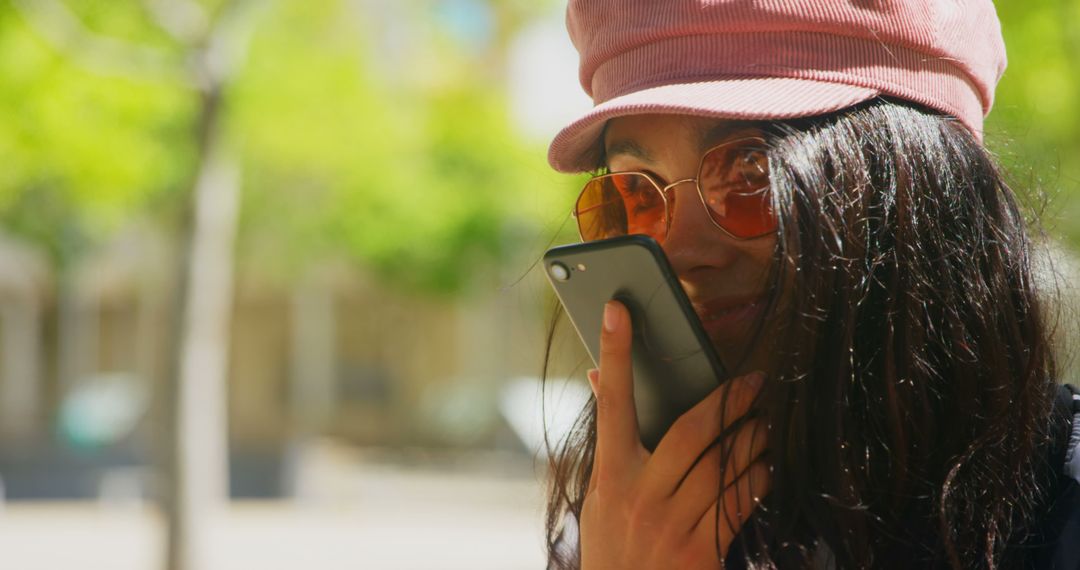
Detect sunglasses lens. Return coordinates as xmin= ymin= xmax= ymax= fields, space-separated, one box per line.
xmin=575 ymin=173 xmax=666 ymax=242
xmin=699 ymin=141 xmax=776 ymax=238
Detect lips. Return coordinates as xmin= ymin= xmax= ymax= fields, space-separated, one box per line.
xmin=695 ymin=296 xmax=762 ymax=318
xmin=691 ymin=295 xmax=766 ymax=336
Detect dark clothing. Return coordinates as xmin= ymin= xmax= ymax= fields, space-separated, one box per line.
xmin=1025 ymin=383 xmax=1080 ymax=569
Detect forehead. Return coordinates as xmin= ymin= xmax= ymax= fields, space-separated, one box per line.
xmin=602 ymin=115 xmax=755 ymax=163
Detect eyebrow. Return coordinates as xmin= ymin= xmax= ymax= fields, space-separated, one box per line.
xmin=604 ymin=121 xmax=752 ymax=166
xmin=696 ymin=122 xmax=743 ymax=149
xmin=603 ymin=139 xmax=654 ymax=164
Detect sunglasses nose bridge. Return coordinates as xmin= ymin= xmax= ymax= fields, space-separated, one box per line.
xmin=658 ymin=177 xmax=702 ymax=217
xmin=660 ymin=177 xmax=698 ymax=195
xmin=659 ymin=174 xmax=710 ymax=225
xmin=654 ymin=177 xmax=706 ymax=242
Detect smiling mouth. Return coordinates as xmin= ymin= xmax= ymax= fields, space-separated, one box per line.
xmin=688 ymin=295 xmax=769 ymax=339
xmin=698 ymin=298 xmax=763 ymax=320
xmin=694 ymin=295 xmax=765 ymax=318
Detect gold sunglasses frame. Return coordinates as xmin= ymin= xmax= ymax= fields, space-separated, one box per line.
xmin=572 ymin=136 xmax=774 ymax=242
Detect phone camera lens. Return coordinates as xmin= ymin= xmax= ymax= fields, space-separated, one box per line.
xmin=549 ymin=262 xmax=571 ymax=282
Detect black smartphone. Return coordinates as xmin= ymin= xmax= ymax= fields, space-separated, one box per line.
xmin=543 ymin=235 xmax=727 ymax=450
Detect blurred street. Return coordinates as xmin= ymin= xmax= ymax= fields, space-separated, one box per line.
xmin=0 ymin=462 xmax=546 ymax=570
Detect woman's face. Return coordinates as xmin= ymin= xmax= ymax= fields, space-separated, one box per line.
xmin=603 ymin=114 xmax=778 ymax=373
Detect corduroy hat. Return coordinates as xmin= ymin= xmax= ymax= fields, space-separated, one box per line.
xmin=548 ymin=0 xmax=1007 ymax=173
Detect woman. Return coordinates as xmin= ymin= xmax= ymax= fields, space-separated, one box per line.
xmin=542 ymin=1 xmax=1080 ymax=568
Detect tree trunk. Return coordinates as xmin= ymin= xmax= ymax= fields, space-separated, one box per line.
xmin=163 ymin=82 xmax=239 ymax=570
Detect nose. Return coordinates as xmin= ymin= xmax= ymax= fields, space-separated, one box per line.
xmin=661 ymin=181 xmax=739 ymax=275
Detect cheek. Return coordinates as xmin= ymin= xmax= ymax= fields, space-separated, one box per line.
xmin=721 ymin=238 xmax=782 ymax=373
xmin=738 ymin=237 xmax=778 ymax=281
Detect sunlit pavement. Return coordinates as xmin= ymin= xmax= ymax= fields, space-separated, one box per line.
xmin=0 ymin=465 xmax=547 ymax=570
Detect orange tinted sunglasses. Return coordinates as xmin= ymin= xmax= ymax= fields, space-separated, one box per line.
xmin=573 ymin=137 xmax=776 ymax=242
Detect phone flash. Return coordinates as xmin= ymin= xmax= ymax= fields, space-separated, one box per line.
xmin=576 ymin=263 xmax=587 ymax=272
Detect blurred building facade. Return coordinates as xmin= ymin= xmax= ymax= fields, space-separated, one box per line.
xmin=0 ymin=224 xmax=564 ymax=502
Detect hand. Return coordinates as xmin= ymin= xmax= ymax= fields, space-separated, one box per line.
xmin=579 ymin=301 xmax=770 ymax=570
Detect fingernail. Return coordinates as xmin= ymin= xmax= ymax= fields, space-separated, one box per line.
xmin=603 ymin=302 xmax=620 ymax=332
xmin=745 ymin=371 xmax=766 ymax=388
xmin=586 ymin=369 xmax=599 ymax=393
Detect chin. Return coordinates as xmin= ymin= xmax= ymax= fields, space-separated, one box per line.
xmin=709 ymin=322 xmax=775 ymax=377
xmin=710 ymin=337 xmax=752 ymax=375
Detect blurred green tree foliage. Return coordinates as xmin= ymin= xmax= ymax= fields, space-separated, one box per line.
xmin=0 ymin=0 xmax=195 ymax=258
xmin=984 ymin=0 xmax=1080 ymax=240
xmin=0 ymin=0 xmax=578 ymax=294
xmin=0 ymin=0 xmax=1073 ymax=293
xmin=230 ymin=0 xmax=577 ymax=292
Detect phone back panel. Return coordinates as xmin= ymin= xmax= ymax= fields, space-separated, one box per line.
xmin=544 ymin=236 xmax=727 ymax=449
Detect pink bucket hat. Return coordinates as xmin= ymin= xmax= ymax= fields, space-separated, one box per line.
xmin=548 ymin=0 xmax=1008 ymax=173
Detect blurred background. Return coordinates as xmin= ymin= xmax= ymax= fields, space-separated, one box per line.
xmin=0 ymin=0 xmax=1074 ymax=569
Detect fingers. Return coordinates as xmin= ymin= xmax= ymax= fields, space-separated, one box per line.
xmin=671 ymin=419 xmax=769 ymax=531
xmin=641 ymin=371 xmax=765 ymax=499
xmin=592 ymin=301 xmax=644 ymax=487
xmin=692 ymin=459 xmax=771 ymax=558
xmin=579 ymin=303 xmax=772 ymax=570
xmin=586 ymin=369 xmax=599 ymax=496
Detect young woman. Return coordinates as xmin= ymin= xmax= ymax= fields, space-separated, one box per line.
xmin=542 ymin=1 xmax=1080 ymax=568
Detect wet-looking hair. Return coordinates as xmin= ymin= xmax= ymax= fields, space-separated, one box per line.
xmin=543 ymin=98 xmax=1059 ymax=569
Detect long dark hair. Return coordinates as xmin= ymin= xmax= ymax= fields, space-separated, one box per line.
xmin=543 ymin=99 xmax=1060 ymax=568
